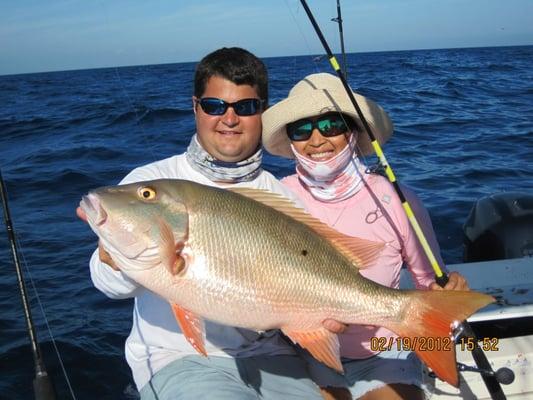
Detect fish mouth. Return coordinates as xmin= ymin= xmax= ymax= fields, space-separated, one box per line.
xmin=80 ymin=193 xmax=108 ymax=227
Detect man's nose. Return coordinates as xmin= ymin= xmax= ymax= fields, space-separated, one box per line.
xmin=221 ymin=106 xmax=239 ymax=126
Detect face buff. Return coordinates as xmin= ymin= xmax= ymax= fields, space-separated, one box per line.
xmin=292 ymin=135 xmax=366 ymax=202
xmin=186 ymin=134 xmax=263 ymax=183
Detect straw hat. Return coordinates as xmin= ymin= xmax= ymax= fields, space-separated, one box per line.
xmin=262 ymin=73 xmax=393 ymax=158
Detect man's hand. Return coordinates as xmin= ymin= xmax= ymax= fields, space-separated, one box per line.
xmin=76 ymin=206 xmax=87 ymax=222
xmin=76 ymin=206 xmax=119 ymax=271
xmin=98 ymin=241 xmax=120 ymax=271
xmin=429 ymin=271 xmax=469 ymax=291
xmin=322 ymin=319 xmax=348 ymax=334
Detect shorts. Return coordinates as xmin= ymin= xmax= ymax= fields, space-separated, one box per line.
xmin=305 ymin=348 xmax=429 ymax=399
xmin=139 ymin=354 xmax=323 ymax=400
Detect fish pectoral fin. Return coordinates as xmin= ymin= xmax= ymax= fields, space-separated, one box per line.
xmin=282 ymin=328 xmax=343 ymax=373
xmin=158 ymin=218 xmax=187 ymax=275
xmin=170 ymin=303 xmax=207 ymax=356
xmin=226 ymin=187 xmax=383 ymax=269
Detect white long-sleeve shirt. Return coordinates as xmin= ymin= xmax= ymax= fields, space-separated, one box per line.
xmin=89 ymin=153 xmax=301 ymax=390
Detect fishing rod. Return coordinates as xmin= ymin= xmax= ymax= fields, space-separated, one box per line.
xmin=0 ymin=169 xmax=56 ymax=400
xmin=331 ymin=0 xmax=347 ymax=79
xmin=297 ymin=1 xmax=511 ymax=399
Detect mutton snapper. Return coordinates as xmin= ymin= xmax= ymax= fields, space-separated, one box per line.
xmin=80 ymin=179 xmax=494 ymax=387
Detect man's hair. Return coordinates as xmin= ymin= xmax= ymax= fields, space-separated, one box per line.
xmin=194 ymin=47 xmax=268 ymax=103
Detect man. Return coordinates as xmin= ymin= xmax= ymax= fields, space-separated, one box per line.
xmin=77 ymin=47 xmax=325 ymax=399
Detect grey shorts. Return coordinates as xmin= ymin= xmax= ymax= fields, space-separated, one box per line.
xmin=305 ymin=348 xmax=429 ymax=399
xmin=139 ymin=354 xmax=324 ymax=400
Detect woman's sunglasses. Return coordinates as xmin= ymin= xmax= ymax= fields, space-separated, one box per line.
xmin=286 ymin=114 xmax=354 ymax=141
xmin=196 ymin=97 xmax=265 ymax=116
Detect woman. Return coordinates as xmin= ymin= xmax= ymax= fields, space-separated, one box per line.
xmin=262 ymin=73 xmax=468 ymax=400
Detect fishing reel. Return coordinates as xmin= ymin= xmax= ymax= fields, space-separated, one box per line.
xmin=456 ymin=363 xmax=515 ymax=385
xmin=365 ymin=163 xmax=386 ymax=177
xmin=428 ymin=363 xmax=515 ymax=385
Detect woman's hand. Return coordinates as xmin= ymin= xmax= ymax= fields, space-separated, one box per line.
xmin=98 ymin=241 xmax=120 ymax=271
xmin=430 ymin=271 xmax=469 ymax=291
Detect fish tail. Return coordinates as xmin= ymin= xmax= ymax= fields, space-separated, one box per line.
xmin=390 ymin=290 xmax=494 ymax=387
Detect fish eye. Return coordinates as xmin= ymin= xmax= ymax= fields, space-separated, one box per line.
xmin=138 ymin=186 xmax=156 ymax=201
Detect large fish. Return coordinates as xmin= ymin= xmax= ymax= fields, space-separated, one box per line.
xmin=80 ymin=179 xmax=494 ymax=387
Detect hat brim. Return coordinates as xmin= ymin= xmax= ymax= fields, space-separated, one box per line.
xmin=262 ymin=88 xmax=393 ymax=158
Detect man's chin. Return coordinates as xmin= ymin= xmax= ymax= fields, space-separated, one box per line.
xmin=215 ymin=152 xmax=246 ymax=163
xmin=212 ymin=144 xmax=249 ymax=163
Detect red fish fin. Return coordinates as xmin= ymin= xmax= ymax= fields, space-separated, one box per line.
xmin=282 ymin=328 xmax=343 ymax=372
xmin=328 ymin=236 xmax=384 ymax=269
xmin=170 ymin=303 xmax=207 ymax=356
xmin=158 ymin=218 xmax=186 ymax=275
xmin=389 ymin=290 xmax=494 ymax=387
xmin=226 ymin=187 xmax=383 ymax=268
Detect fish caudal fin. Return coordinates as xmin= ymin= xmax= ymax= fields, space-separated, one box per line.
xmin=283 ymin=328 xmax=343 ymax=372
xmin=390 ymin=290 xmax=494 ymax=387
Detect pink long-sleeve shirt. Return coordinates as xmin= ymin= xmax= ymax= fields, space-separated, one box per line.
xmin=282 ymin=173 xmax=443 ymax=359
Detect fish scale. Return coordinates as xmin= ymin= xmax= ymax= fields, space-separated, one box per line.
xmin=191 ymin=193 xmax=358 ymax=320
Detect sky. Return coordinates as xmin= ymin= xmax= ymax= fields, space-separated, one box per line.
xmin=1 ymin=0 xmax=532 ymax=76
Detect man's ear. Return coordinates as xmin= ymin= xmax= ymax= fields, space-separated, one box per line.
xmin=192 ymin=96 xmax=198 ymax=116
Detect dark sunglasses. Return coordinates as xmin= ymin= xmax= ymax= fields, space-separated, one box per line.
xmin=196 ymin=97 xmax=265 ymax=116
xmin=286 ymin=114 xmax=353 ymax=141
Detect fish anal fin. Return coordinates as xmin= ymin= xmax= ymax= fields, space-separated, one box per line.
xmin=389 ymin=290 xmax=494 ymax=387
xmin=282 ymin=328 xmax=342 ymax=373
xmin=158 ymin=218 xmax=187 ymax=275
xmin=227 ymin=187 xmax=383 ymax=268
xmin=170 ymin=303 xmax=207 ymax=356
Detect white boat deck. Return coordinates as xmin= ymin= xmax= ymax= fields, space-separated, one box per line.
xmin=400 ymin=257 xmax=533 ymax=320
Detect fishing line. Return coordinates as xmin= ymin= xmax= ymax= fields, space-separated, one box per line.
xmin=1 ymin=170 xmax=77 ymax=399
xmin=296 ymin=1 xmax=510 ymax=399
xmin=109 ymin=67 xmax=169 ymax=181
xmin=99 ymin=0 xmax=167 ymax=178
xmin=298 ymin=0 xmax=446 ymax=282
xmin=4 ymin=5 xmax=167 ymax=398
xmin=282 ymin=0 xmax=331 ymax=75
xmin=1 ymin=169 xmax=57 ymax=400
xmin=281 ymin=0 xmax=387 ymax=224
xmin=18 ymin=241 xmax=78 ymax=399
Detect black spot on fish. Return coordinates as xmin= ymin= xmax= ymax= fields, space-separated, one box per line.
xmin=301 ymin=250 xmax=308 ymax=256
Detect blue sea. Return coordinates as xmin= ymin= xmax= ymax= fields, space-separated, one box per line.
xmin=1 ymin=46 xmax=532 ymax=399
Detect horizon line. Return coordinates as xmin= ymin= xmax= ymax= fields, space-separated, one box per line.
xmin=2 ymin=43 xmax=531 ymax=78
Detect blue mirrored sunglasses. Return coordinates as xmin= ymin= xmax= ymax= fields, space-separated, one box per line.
xmin=196 ymin=97 xmax=265 ymax=116
xmin=286 ymin=114 xmax=353 ymax=141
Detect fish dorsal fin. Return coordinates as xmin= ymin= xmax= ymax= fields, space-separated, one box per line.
xmin=227 ymin=187 xmax=384 ymax=268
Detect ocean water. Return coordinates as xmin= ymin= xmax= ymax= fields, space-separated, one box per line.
xmin=0 ymin=45 xmax=532 ymax=399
